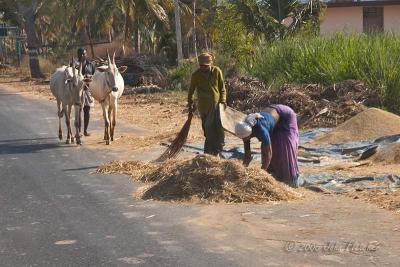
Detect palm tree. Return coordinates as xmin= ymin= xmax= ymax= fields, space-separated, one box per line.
xmin=89 ymin=0 xmax=168 ymax=55
xmin=2 ymin=0 xmax=194 ymax=67
xmin=230 ymin=0 xmax=324 ymax=40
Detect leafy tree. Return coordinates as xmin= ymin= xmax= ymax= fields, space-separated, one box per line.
xmin=213 ymin=3 xmax=255 ymax=64
xmin=0 ymin=0 xmax=48 ymax=77
xmin=91 ymin=0 xmax=169 ymax=55
xmin=229 ymin=0 xmax=324 ymax=41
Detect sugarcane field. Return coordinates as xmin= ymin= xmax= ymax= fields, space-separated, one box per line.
xmin=1 ymin=1 xmax=400 ymax=266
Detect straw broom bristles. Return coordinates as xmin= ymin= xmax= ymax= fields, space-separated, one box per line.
xmin=154 ymin=112 xmax=193 ymax=162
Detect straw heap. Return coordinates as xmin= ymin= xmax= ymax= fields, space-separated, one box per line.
xmin=98 ymin=155 xmax=301 ymax=203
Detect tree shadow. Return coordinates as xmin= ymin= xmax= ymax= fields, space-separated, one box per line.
xmin=0 ymin=137 xmax=56 ymax=143
xmin=0 ymin=138 xmax=67 ymax=155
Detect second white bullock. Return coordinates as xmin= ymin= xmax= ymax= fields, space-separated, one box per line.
xmin=50 ymin=63 xmax=92 ymax=144
xmin=90 ymin=52 xmax=127 ymax=145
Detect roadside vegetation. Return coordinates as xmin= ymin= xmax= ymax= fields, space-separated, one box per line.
xmin=2 ymin=1 xmax=400 ymax=113
xmin=249 ymin=34 xmax=400 ymax=113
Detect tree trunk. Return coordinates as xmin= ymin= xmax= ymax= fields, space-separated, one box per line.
xmin=122 ymin=1 xmax=131 ymax=57
xmin=20 ymin=4 xmax=43 ymax=78
xmin=79 ymin=26 xmax=90 ymax=45
xmin=134 ymin=22 xmax=141 ymax=55
xmin=134 ymin=8 xmax=141 ymax=55
xmin=204 ymin=33 xmax=209 ymax=51
xmin=86 ymin=25 xmax=95 ymax=58
xmin=193 ymin=0 xmax=198 ymax=59
xmin=108 ymin=29 xmax=112 ymax=43
xmin=173 ymin=0 xmax=183 ymax=64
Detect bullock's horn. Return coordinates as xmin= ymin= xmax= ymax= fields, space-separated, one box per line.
xmin=107 ymin=49 xmax=111 ymax=65
xmin=113 ymin=51 xmax=116 ymax=65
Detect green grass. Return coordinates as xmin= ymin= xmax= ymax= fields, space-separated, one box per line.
xmin=248 ymin=34 xmax=400 ymax=113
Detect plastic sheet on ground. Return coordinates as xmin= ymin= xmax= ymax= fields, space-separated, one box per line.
xmin=301 ymin=173 xmax=400 ymax=193
xmin=181 ymin=129 xmax=400 ymax=193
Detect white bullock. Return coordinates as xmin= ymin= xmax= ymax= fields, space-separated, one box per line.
xmin=90 ymin=52 xmax=127 ymax=145
xmin=50 ymin=63 xmax=92 ymax=144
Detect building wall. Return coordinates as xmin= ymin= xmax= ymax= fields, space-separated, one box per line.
xmin=384 ymin=5 xmax=400 ymax=34
xmin=320 ymin=5 xmax=400 ymax=35
xmin=320 ymin=7 xmax=363 ymax=35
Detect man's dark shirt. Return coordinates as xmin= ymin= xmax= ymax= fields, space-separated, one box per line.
xmin=79 ymin=60 xmax=96 ymax=76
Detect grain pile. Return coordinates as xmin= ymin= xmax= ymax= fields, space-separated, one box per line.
xmin=227 ymin=78 xmax=379 ymax=129
xmin=97 ymin=155 xmax=301 ymax=203
xmin=370 ymin=143 xmax=400 ymax=164
xmin=313 ymin=108 xmax=400 ymax=144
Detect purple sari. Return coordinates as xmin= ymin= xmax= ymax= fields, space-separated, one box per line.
xmin=268 ymin=105 xmax=300 ymax=187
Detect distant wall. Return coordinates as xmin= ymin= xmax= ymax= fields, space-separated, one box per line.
xmin=320 ymin=7 xmax=363 ymax=35
xmin=321 ymin=5 xmax=400 ymax=35
xmin=384 ymin=5 xmax=400 ymax=34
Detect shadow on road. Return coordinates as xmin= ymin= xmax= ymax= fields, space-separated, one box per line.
xmin=0 ymin=137 xmax=56 ymax=143
xmin=63 ymin=166 xmax=98 ymax=171
xmin=0 ymin=141 xmax=66 ymax=155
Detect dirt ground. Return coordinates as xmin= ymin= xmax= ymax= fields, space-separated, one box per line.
xmin=182 ymin=194 xmax=400 ymax=266
xmin=1 ymin=69 xmax=399 ymax=214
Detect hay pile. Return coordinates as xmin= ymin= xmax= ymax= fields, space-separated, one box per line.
xmin=313 ymin=108 xmax=400 ymax=144
xmin=97 ymin=160 xmax=157 ymax=179
xmin=226 ymin=78 xmax=379 ymax=129
xmin=370 ymin=143 xmax=400 ymax=164
xmin=97 ymin=155 xmax=301 ymax=203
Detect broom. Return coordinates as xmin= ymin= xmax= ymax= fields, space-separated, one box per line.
xmin=154 ymin=110 xmax=194 ymax=162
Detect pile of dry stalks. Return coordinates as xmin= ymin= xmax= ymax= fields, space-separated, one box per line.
xmin=97 ymin=160 xmax=157 ymax=179
xmin=226 ymin=77 xmax=380 ymax=128
xmin=97 ymin=155 xmax=301 ymax=203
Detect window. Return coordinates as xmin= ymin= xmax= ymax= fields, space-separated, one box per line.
xmin=363 ymin=7 xmax=384 ymax=34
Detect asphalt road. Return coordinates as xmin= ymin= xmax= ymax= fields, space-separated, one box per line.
xmin=0 ymin=87 xmax=234 ymax=266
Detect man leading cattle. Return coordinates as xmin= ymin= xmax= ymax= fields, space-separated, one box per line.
xmin=77 ymin=48 xmax=95 ymax=136
xmin=188 ymin=53 xmax=227 ymax=156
